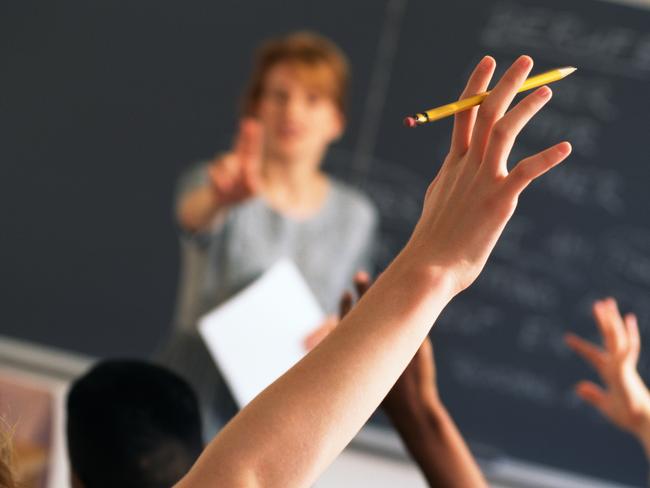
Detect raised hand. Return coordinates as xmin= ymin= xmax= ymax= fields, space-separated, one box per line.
xmin=565 ymin=298 xmax=650 ymax=445
xmin=406 ymin=55 xmax=572 ymax=295
xmin=382 ymin=337 xmax=487 ymax=488
xmin=208 ymin=118 xmax=263 ymax=207
xmin=175 ymin=56 xmax=571 ymax=488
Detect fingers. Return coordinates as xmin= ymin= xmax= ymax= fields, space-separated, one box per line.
xmin=339 ymin=272 xmax=372 ymax=319
xmin=353 ymin=271 xmax=371 ymax=299
xmin=338 ymin=291 xmax=353 ymax=319
xmin=565 ymin=333 xmax=605 ymax=373
xmin=625 ymin=313 xmax=641 ymax=359
xmin=209 ymin=155 xmax=238 ymax=196
xmin=234 ymin=118 xmax=263 ymax=162
xmin=234 ymin=118 xmax=263 ymax=191
xmin=467 ymin=55 xmax=534 ymax=162
xmin=449 ymin=56 xmax=496 ymax=156
xmin=593 ymin=298 xmax=627 ymax=354
xmin=482 ymin=86 xmax=553 ymax=175
xmin=505 ymin=142 xmax=571 ymax=196
xmin=211 ymin=119 xmax=263 ymax=201
xmin=592 ymin=300 xmax=613 ymax=352
xmin=606 ymin=298 xmax=629 ymax=353
xmin=576 ymin=381 xmax=608 ymax=413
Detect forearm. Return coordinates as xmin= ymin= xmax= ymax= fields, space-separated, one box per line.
xmin=176 ymin=249 xmax=457 ymax=488
xmin=177 ymin=185 xmax=226 ymax=232
xmin=388 ymin=400 xmax=487 ymax=488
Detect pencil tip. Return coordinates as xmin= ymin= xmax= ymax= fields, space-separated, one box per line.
xmin=559 ymin=66 xmax=577 ymax=76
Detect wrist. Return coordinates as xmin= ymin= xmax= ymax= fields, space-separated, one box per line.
xmin=419 ymin=397 xmax=449 ymax=432
xmin=391 ymin=246 xmax=459 ymax=304
xmin=387 ymin=400 xmax=455 ymax=473
xmin=386 ymin=395 xmax=448 ymax=437
xmin=634 ymin=409 xmax=650 ymax=460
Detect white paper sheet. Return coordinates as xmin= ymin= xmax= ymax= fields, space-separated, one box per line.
xmin=198 ymin=259 xmax=325 ymax=408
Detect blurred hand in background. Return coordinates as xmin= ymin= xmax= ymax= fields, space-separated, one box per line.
xmin=566 ymin=297 xmax=650 ymax=459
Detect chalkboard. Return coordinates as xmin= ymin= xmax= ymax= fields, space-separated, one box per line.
xmin=2 ymin=0 xmax=650 ymax=485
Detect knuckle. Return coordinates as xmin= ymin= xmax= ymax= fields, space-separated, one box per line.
xmin=537 ymin=151 xmax=554 ymax=170
xmin=491 ymin=121 xmax=511 ymax=142
xmin=515 ymin=161 xmax=534 ymax=181
xmin=508 ymin=76 xmax=522 ymax=90
xmin=483 ymin=191 xmax=505 ymax=213
xmin=526 ymin=93 xmax=543 ymax=109
xmin=477 ymin=105 xmax=494 ymax=121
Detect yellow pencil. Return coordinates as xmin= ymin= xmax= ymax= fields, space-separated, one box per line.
xmin=404 ymin=66 xmax=577 ymax=127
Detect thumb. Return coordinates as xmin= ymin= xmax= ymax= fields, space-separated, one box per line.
xmin=576 ymin=381 xmax=607 ymax=413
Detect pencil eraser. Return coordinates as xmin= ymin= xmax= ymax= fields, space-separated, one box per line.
xmin=403 ymin=116 xmax=417 ymax=128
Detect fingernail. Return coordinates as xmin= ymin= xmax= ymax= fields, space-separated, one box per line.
xmin=537 ymin=86 xmax=551 ymax=98
xmin=518 ymin=55 xmax=533 ymax=68
xmin=480 ymin=55 xmax=494 ymax=70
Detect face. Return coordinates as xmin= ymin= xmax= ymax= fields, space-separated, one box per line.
xmin=256 ymin=62 xmax=344 ymax=163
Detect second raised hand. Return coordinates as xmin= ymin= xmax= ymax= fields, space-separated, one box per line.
xmin=565 ymin=298 xmax=650 ymax=440
xmin=405 ymin=55 xmax=572 ymax=295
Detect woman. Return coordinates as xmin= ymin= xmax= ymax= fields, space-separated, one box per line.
xmin=160 ymin=32 xmax=378 ymax=432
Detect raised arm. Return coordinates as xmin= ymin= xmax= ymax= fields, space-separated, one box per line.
xmin=565 ymin=298 xmax=650 ymax=459
xmin=176 ymin=55 xmax=571 ymax=488
xmin=177 ymin=119 xmax=262 ymax=232
xmin=383 ymin=337 xmax=487 ymax=487
xmin=343 ymin=274 xmax=487 ymax=487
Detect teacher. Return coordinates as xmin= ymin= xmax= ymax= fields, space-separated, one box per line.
xmin=160 ymin=31 xmax=378 ymax=434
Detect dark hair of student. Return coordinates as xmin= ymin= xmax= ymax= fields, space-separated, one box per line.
xmin=66 ymin=360 xmax=203 ymax=488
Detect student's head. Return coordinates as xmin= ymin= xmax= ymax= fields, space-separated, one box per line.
xmin=241 ymin=31 xmax=348 ymax=164
xmin=66 ymin=360 xmax=203 ymax=488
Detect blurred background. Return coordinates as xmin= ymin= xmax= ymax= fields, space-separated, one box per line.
xmin=2 ymin=0 xmax=650 ymax=486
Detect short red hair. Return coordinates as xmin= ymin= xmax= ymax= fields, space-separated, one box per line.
xmin=241 ymin=31 xmax=349 ymax=118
